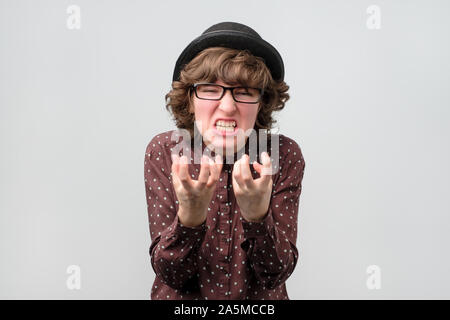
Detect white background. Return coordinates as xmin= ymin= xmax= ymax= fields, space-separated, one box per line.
xmin=1 ymin=0 xmax=449 ymax=299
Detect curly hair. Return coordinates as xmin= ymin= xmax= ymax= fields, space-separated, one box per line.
xmin=165 ymin=47 xmax=290 ymax=139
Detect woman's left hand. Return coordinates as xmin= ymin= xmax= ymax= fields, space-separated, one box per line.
xmin=232 ymin=152 xmax=273 ymax=222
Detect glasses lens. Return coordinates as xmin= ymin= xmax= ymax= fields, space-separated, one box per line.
xmin=195 ymin=84 xmax=223 ymax=99
xmin=194 ymin=84 xmax=262 ymax=103
xmin=233 ymin=87 xmax=261 ymax=103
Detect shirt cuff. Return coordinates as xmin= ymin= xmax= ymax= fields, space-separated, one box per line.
xmin=166 ymin=214 xmax=207 ymax=240
xmin=241 ymin=207 xmax=275 ymax=238
xmin=176 ymin=214 xmax=206 ymax=235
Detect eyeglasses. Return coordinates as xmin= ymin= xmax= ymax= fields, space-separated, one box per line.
xmin=191 ymin=83 xmax=264 ymax=104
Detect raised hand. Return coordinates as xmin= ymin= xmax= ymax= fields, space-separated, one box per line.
xmin=171 ymin=154 xmax=223 ymax=227
xmin=232 ymin=152 xmax=273 ymax=222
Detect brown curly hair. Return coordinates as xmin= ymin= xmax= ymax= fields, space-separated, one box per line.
xmin=165 ymin=47 xmax=290 ymax=138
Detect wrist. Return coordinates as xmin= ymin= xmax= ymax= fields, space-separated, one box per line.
xmin=241 ymin=206 xmax=270 ymax=223
xmin=177 ymin=207 xmax=206 ymax=227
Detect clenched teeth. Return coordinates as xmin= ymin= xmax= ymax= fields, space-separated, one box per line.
xmin=216 ymin=125 xmax=235 ymax=132
xmin=215 ymin=120 xmax=236 ymax=127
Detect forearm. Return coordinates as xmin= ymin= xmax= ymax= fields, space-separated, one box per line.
xmin=243 ymin=233 xmax=297 ymax=289
xmin=150 ymin=214 xmax=206 ymax=289
xmin=241 ymin=211 xmax=298 ymax=289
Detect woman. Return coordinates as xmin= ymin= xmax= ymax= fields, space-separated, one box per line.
xmin=144 ymin=22 xmax=306 ymax=300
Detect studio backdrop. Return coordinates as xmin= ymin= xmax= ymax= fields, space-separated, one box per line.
xmin=1 ymin=0 xmax=450 ymax=299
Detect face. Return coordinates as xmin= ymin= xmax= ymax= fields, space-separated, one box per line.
xmin=190 ymin=79 xmax=261 ymax=156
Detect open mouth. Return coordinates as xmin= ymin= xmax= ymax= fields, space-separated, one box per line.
xmin=214 ymin=120 xmax=238 ymax=136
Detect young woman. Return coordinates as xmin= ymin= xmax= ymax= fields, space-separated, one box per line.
xmin=144 ymin=22 xmax=306 ymax=300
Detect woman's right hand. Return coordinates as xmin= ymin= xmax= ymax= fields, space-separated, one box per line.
xmin=171 ymin=154 xmax=223 ymax=227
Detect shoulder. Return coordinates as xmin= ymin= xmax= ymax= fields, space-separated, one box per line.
xmin=145 ymin=130 xmax=180 ymax=155
xmin=272 ymin=133 xmax=304 ymax=163
xmin=144 ymin=130 xmax=181 ymax=178
xmin=268 ymin=133 xmax=305 ymax=178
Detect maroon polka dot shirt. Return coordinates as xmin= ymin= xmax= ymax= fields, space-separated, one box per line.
xmin=144 ymin=130 xmax=305 ymax=300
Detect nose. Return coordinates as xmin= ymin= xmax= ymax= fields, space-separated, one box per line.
xmin=218 ymin=89 xmax=237 ymax=112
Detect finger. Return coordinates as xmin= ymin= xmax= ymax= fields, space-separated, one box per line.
xmin=214 ymin=154 xmax=224 ymax=177
xmin=171 ymin=153 xmax=179 ymax=173
xmin=206 ymin=156 xmax=218 ymax=188
xmin=215 ymin=154 xmax=223 ymax=172
xmin=252 ymin=161 xmax=263 ymax=174
xmin=171 ymin=154 xmax=180 ymax=185
xmin=207 ymin=154 xmax=223 ymax=188
xmin=178 ymin=155 xmax=194 ymax=191
xmin=260 ymin=152 xmax=273 ymax=186
xmin=240 ymin=154 xmax=254 ymax=189
xmin=233 ymin=158 xmax=246 ymax=190
xmin=197 ymin=155 xmax=210 ymax=189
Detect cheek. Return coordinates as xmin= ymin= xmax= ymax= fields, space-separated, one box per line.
xmin=240 ymin=107 xmax=259 ymax=127
xmin=194 ymin=103 xmax=215 ymax=128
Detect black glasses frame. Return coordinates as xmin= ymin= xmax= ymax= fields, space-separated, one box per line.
xmin=191 ymin=83 xmax=264 ymax=104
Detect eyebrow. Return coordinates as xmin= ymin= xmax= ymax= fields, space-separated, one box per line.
xmin=215 ymin=82 xmax=239 ymax=86
xmin=214 ymin=82 xmax=249 ymax=87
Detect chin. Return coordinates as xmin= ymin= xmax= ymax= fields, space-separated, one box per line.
xmin=203 ymin=128 xmax=248 ymax=154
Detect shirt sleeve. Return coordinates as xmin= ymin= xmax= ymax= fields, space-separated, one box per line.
xmin=240 ymin=139 xmax=305 ymax=290
xmin=144 ymin=138 xmax=207 ymax=290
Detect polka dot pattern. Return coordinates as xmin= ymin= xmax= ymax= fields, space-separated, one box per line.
xmin=144 ymin=130 xmax=305 ymax=300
